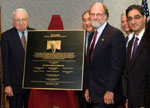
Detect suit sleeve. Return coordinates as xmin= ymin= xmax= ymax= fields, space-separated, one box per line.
xmin=107 ymin=31 xmax=126 ymax=92
xmin=1 ymin=32 xmax=11 ymax=87
xmin=139 ymin=49 xmax=150 ymax=107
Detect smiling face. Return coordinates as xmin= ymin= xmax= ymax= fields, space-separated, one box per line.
xmin=121 ymin=13 xmax=131 ymax=35
xmin=90 ymin=3 xmax=107 ymax=29
xmin=127 ymin=9 xmax=146 ymax=35
xmin=82 ymin=12 xmax=93 ymax=33
xmin=13 ymin=10 xmax=29 ymax=32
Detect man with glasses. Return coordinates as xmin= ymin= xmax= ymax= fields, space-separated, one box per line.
xmin=1 ymin=8 xmax=34 ymax=108
xmin=125 ymin=5 xmax=148 ymax=108
xmin=84 ymin=2 xmax=126 ymax=108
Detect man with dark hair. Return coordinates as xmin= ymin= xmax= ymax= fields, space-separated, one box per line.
xmin=76 ymin=10 xmax=93 ymax=108
xmin=84 ymin=2 xmax=126 ymax=108
xmin=125 ymin=4 xmax=148 ymax=108
xmin=82 ymin=10 xmax=94 ymax=54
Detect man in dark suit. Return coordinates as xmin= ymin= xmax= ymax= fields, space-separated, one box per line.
xmin=84 ymin=2 xmax=126 ymax=108
xmin=144 ymin=20 xmax=150 ymax=108
xmin=1 ymin=8 xmax=34 ymax=108
xmin=120 ymin=12 xmax=133 ymax=108
xmin=125 ymin=5 xmax=148 ymax=108
xmin=82 ymin=10 xmax=94 ymax=54
xmin=77 ymin=10 xmax=93 ymax=108
xmin=121 ymin=12 xmax=133 ymax=47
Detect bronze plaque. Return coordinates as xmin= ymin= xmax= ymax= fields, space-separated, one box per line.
xmin=23 ymin=30 xmax=85 ymax=90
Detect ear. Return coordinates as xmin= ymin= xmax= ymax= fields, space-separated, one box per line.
xmin=104 ymin=14 xmax=107 ymax=20
xmin=144 ymin=15 xmax=146 ymax=22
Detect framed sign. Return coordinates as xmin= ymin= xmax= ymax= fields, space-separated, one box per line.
xmin=23 ymin=30 xmax=85 ymax=90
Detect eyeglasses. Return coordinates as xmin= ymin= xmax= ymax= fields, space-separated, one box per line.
xmin=127 ymin=15 xmax=143 ymax=22
xmin=90 ymin=13 xmax=104 ymax=17
xmin=14 ymin=18 xmax=26 ymax=23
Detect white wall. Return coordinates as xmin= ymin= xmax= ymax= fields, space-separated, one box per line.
xmin=1 ymin=0 xmax=150 ymax=32
xmin=1 ymin=0 xmax=103 ymax=32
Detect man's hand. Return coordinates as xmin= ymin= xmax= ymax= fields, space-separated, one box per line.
xmin=84 ymin=89 xmax=91 ymax=102
xmin=125 ymin=99 xmax=128 ymax=108
xmin=4 ymin=86 xmax=14 ymax=97
xmin=104 ymin=91 xmax=114 ymax=104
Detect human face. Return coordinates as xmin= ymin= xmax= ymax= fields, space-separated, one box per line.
xmin=82 ymin=12 xmax=93 ymax=33
xmin=121 ymin=14 xmax=131 ymax=34
xmin=127 ymin=9 xmax=146 ymax=35
xmin=13 ymin=11 xmax=29 ymax=32
xmin=90 ymin=3 xmax=107 ymax=29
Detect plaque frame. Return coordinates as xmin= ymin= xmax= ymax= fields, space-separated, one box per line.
xmin=22 ymin=30 xmax=85 ymax=90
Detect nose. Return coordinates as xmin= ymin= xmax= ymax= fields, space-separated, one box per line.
xmin=19 ymin=21 xmax=23 ymax=24
xmin=85 ymin=20 xmax=90 ymax=25
xmin=93 ymin=15 xmax=97 ymax=20
xmin=131 ymin=19 xmax=136 ymax=24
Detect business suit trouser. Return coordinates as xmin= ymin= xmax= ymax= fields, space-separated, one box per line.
xmin=76 ymin=91 xmax=92 ymax=108
xmin=92 ymin=102 xmax=114 ymax=108
xmin=9 ymin=91 xmax=30 ymax=108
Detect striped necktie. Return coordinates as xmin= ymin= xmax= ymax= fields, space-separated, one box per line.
xmin=21 ymin=32 xmax=26 ymax=51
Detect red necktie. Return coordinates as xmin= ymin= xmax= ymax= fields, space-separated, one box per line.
xmin=89 ymin=31 xmax=98 ymax=62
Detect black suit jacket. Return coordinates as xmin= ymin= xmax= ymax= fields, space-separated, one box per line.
xmin=126 ymin=29 xmax=149 ymax=108
xmin=1 ymin=27 xmax=34 ymax=94
xmin=143 ymin=20 xmax=150 ymax=108
xmin=85 ymin=23 xmax=126 ymax=104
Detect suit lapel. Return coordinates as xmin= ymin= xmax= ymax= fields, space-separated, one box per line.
xmin=13 ymin=27 xmax=32 ymax=52
xmin=126 ymin=37 xmax=134 ymax=62
xmin=12 ymin=27 xmax=26 ymax=53
xmin=87 ymin=31 xmax=94 ymax=54
xmin=91 ymin=24 xmax=109 ymax=62
xmin=87 ymin=32 xmax=94 ymax=64
xmin=130 ymin=36 xmax=145 ymax=66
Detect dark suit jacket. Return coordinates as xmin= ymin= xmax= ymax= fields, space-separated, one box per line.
xmin=1 ymin=27 xmax=34 ymax=94
xmin=85 ymin=23 xmax=126 ymax=104
xmin=126 ymin=29 xmax=149 ymax=108
xmin=143 ymin=20 xmax=150 ymax=108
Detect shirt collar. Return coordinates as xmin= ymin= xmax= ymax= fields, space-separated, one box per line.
xmin=128 ymin=32 xmax=134 ymax=41
xmin=134 ymin=28 xmax=145 ymax=41
xmin=86 ymin=32 xmax=90 ymax=36
xmin=17 ymin=29 xmax=27 ymax=39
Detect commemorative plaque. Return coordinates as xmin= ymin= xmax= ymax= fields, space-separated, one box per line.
xmin=23 ymin=30 xmax=85 ymax=90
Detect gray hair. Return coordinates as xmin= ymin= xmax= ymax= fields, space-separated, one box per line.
xmin=12 ymin=8 xmax=29 ymax=20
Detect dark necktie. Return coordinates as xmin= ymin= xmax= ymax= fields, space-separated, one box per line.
xmin=89 ymin=31 xmax=98 ymax=62
xmin=21 ymin=32 xmax=26 ymax=51
xmin=130 ymin=37 xmax=139 ymax=60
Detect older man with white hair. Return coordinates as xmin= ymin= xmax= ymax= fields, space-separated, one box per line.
xmin=1 ymin=8 xmax=34 ymax=108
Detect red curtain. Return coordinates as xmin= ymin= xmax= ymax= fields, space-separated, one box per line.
xmin=48 ymin=15 xmax=64 ymax=30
